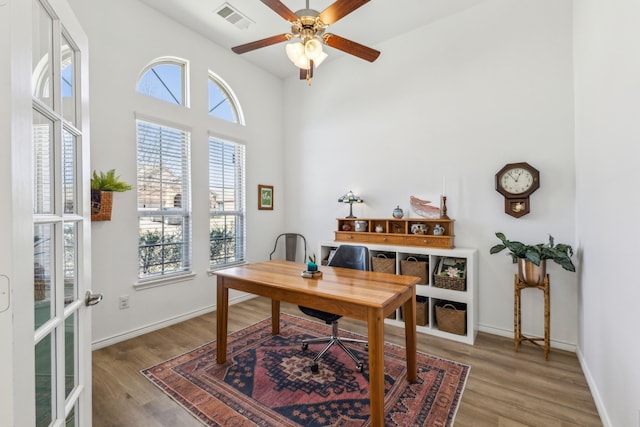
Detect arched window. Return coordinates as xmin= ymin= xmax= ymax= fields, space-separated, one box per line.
xmin=137 ymin=58 xmax=188 ymax=106
xmin=208 ymin=71 xmax=244 ymax=125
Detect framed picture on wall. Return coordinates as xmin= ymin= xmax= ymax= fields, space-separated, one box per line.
xmin=258 ymin=185 xmax=273 ymax=210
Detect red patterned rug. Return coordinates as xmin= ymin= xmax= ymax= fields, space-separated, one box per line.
xmin=141 ymin=313 xmax=469 ymax=426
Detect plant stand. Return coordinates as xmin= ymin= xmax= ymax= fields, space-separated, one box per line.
xmin=514 ymin=274 xmax=550 ymax=360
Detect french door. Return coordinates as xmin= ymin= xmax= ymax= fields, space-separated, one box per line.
xmin=0 ymin=0 xmax=93 ymax=425
xmin=32 ymin=0 xmax=94 ymax=425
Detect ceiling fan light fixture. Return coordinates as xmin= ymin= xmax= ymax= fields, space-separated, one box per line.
xmin=285 ymin=42 xmax=305 ymax=64
xmin=304 ymin=38 xmax=323 ymax=60
xmin=314 ymin=51 xmax=328 ymax=67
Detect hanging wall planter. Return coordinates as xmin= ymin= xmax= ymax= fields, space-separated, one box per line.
xmin=91 ymin=190 xmax=114 ymax=221
xmin=90 ymin=169 xmax=132 ymax=221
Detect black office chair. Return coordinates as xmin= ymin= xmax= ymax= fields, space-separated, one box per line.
xmin=300 ymin=245 xmax=370 ymax=373
xmin=269 ymin=233 xmax=307 ymax=262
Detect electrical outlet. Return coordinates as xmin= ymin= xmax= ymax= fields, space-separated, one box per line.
xmin=119 ymin=295 xmax=130 ymax=309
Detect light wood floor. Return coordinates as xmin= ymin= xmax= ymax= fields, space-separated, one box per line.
xmin=92 ymin=297 xmax=602 ymax=426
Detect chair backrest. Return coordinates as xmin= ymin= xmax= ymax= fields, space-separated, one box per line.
xmin=269 ymin=233 xmax=307 ymax=262
xmin=328 ymin=245 xmax=369 ymax=271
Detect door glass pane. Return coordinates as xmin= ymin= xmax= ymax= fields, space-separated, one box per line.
xmin=35 ymin=333 xmax=55 ymax=427
xmin=65 ymin=403 xmax=77 ymax=427
xmin=64 ymin=312 xmax=76 ymax=398
xmin=32 ymin=0 xmax=53 ymax=107
xmin=63 ymin=223 xmax=77 ymax=304
xmin=63 ymin=130 xmax=76 ymax=214
xmin=61 ymin=35 xmax=76 ymax=125
xmin=34 ymin=223 xmax=55 ymax=329
xmin=33 ymin=110 xmax=54 ymax=214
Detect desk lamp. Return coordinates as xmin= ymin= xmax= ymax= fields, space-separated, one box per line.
xmin=338 ymin=190 xmax=363 ymax=218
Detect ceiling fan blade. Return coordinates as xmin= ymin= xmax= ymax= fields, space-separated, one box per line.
xmin=300 ymin=61 xmax=314 ymax=80
xmin=319 ymin=0 xmax=370 ymax=25
xmin=260 ymin=0 xmax=299 ymax=22
xmin=232 ymin=34 xmax=291 ymax=54
xmin=323 ymin=33 xmax=380 ymax=62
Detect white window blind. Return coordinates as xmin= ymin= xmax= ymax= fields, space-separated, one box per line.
xmin=209 ymin=138 xmax=245 ymax=267
xmin=137 ymin=120 xmax=191 ymax=279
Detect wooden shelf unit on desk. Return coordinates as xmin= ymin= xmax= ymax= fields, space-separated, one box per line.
xmin=335 ymin=218 xmax=455 ymax=249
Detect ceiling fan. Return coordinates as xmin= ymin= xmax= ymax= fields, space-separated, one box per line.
xmin=231 ymin=0 xmax=380 ymax=84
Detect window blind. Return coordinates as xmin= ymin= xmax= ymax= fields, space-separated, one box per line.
xmin=137 ymin=120 xmax=191 ymax=279
xmin=209 ymin=138 xmax=245 ymax=267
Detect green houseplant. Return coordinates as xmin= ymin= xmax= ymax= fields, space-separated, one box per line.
xmin=90 ymin=169 xmax=132 ymax=221
xmin=490 ymin=232 xmax=575 ymax=284
xmin=91 ymin=169 xmax=133 ymax=192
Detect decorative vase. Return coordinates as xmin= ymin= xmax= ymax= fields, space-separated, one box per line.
xmin=392 ymin=205 xmax=404 ymax=219
xmin=307 ymin=262 xmax=318 ymax=272
xmin=518 ymin=259 xmax=546 ymax=285
xmin=375 ymin=224 xmax=384 ymax=233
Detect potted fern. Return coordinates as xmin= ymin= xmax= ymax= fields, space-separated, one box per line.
xmin=90 ymin=169 xmax=132 ymax=221
xmin=490 ymin=232 xmax=575 ymax=285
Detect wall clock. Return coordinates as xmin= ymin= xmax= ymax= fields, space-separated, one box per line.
xmin=495 ymin=162 xmax=540 ymax=218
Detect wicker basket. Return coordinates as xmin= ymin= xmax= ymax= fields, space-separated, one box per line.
xmin=433 ymin=257 xmax=466 ymax=291
xmin=435 ymin=302 xmax=466 ymax=335
xmin=400 ymin=256 xmax=429 ymax=284
xmin=416 ymin=296 xmax=428 ymax=326
xmin=91 ymin=190 xmax=113 ymax=221
xmin=371 ymin=253 xmax=396 ymax=274
xmin=433 ymin=275 xmax=466 ymax=291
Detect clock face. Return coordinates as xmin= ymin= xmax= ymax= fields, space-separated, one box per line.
xmin=499 ymin=167 xmax=534 ymax=195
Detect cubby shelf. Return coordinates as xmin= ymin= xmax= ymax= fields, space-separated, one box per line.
xmin=320 ymin=241 xmax=478 ymax=345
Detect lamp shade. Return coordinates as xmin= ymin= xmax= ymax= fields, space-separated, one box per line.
xmin=314 ymin=51 xmax=328 ymax=67
xmin=285 ymin=42 xmax=305 ymax=64
xmin=304 ymin=38 xmax=323 ymax=60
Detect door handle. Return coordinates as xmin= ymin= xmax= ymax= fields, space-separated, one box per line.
xmin=85 ymin=290 xmax=103 ymax=307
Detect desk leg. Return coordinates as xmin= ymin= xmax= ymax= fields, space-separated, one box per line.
xmin=367 ymin=308 xmax=385 ymax=427
xmin=271 ymin=299 xmax=280 ymax=335
xmin=216 ymin=277 xmax=229 ymax=364
xmin=403 ymin=292 xmax=417 ymax=383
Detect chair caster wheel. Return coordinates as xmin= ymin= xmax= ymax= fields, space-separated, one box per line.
xmin=302 ymin=342 xmax=308 ymax=351
xmin=311 ymin=363 xmax=319 ymax=373
xmin=356 ymin=363 xmax=364 ymax=373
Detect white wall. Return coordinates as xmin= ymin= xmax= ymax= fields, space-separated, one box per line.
xmin=574 ymin=1 xmax=640 ymax=425
xmin=68 ymin=0 xmax=285 ymax=346
xmin=283 ymin=0 xmax=578 ymax=346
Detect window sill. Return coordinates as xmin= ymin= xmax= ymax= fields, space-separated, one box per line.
xmin=134 ymin=272 xmax=196 ymax=291
xmin=207 ymin=261 xmax=246 ymax=276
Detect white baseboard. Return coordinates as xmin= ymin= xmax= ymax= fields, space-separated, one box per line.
xmin=478 ymin=324 xmax=577 ymax=353
xmin=576 ymin=347 xmax=611 ymax=427
xmin=91 ymin=293 xmax=255 ymax=351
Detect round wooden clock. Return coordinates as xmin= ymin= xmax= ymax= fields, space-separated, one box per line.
xmin=495 ymin=162 xmax=540 ymax=218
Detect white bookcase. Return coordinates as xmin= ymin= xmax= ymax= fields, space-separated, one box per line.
xmin=320 ymin=241 xmax=478 ymax=345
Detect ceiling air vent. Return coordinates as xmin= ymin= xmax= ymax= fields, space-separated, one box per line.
xmin=216 ymin=3 xmax=253 ymax=30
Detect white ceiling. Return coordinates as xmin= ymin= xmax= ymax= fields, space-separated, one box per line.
xmin=138 ymin=0 xmax=486 ymax=79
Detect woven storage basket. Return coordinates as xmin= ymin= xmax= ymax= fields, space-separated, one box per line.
xmin=416 ymin=296 xmax=428 ymax=326
xmin=435 ymin=302 xmax=466 ymax=335
xmin=433 ymin=257 xmax=466 ymax=291
xmin=433 ymin=275 xmax=466 ymax=291
xmin=34 ymin=279 xmax=46 ymax=301
xmin=371 ymin=253 xmax=396 ymax=274
xmin=34 ymin=263 xmax=46 ymax=301
xmin=91 ymin=190 xmax=113 ymax=221
xmin=400 ymin=256 xmax=429 ymax=284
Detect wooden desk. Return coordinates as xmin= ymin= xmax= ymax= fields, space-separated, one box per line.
xmin=215 ymin=260 xmax=419 ymax=427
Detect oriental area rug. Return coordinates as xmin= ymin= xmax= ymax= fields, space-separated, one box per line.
xmin=141 ymin=314 xmax=470 ymax=427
